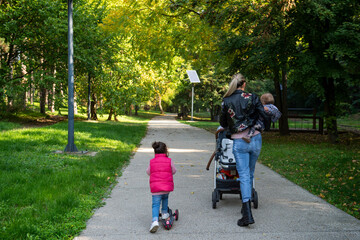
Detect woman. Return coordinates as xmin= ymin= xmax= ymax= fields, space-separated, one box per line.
xmin=220 ymin=73 xmax=270 ymax=227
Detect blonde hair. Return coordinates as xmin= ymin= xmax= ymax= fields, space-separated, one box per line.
xmin=260 ymin=93 xmax=275 ymax=105
xmin=223 ymin=73 xmax=246 ymax=98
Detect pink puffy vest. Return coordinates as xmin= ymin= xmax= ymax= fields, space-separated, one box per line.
xmin=149 ymin=154 xmax=174 ymax=193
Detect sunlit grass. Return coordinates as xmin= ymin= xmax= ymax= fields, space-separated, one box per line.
xmin=0 ymin=113 xmax=159 ymax=239
xmin=179 ymin=119 xmax=219 ymax=132
xmin=180 ymin=120 xmax=360 ymax=220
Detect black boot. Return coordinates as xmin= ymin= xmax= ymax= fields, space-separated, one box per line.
xmin=238 ymin=201 xmax=255 ymax=226
xmin=241 ymin=190 xmax=254 ymax=214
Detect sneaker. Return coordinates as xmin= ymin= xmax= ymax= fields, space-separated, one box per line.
xmin=161 ymin=212 xmax=170 ymax=220
xmin=149 ymin=221 xmax=159 ymax=233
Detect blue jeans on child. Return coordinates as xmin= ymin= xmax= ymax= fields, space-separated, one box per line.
xmin=233 ymin=133 xmax=262 ymax=203
xmin=152 ymin=194 xmax=169 ymax=222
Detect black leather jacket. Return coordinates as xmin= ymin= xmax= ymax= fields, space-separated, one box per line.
xmin=220 ymin=90 xmax=270 ymax=134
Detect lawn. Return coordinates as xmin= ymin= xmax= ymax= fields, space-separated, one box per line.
xmin=181 ymin=119 xmax=360 ymax=220
xmin=0 ymin=121 xmax=22 ymax=131
xmin=0 ymin=111 xmax=159 ymax=239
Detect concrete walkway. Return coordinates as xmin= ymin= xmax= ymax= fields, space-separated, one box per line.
xmin=75 ymin=114 xmax=360 ymax=240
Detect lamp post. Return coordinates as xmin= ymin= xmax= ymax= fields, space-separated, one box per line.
xmin=186 ymin=70 xmax=201 ymax=121
xmin=64 ymin=0 xmax=78 ymax=152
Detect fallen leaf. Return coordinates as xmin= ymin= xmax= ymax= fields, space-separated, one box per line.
xmin=319 ymin=193 xmax=325 ymax=198
xmin=326 ymin=173 xmax=331 ymax=178
xmin=190 ymin=192 xmax=194 ymax=194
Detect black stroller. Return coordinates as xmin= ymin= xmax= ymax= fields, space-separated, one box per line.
xmin=206 ymin=128 xmax=259 ymax=209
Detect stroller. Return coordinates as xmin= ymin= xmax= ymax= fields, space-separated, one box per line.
xmin=206 ymin=128 xmax=259 ymax=209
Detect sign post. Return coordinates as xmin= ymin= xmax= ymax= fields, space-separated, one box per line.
xmin=186 ymin=70 xmax=201 ymax=121
xmin=64 ymin=0 xmax=78 ymax=152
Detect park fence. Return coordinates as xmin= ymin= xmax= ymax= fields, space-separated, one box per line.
xmin=271 ymin=108 xmax=324 ymax=134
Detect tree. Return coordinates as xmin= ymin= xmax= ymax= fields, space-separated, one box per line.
xmin=291 ymin=0 xmax=360 ymax=142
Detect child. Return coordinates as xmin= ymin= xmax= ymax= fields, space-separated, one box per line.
xmin=242 ymin=93 xmax=282 ymax=143
xmin=146 ymin=141 xmax=176 ymax=233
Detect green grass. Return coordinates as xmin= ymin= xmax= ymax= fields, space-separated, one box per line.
xmin=338 ymin=113 xmax=360 ymax=130
xmin=260 ymin=132 xmax=360 ymax=220
xmin=181 ymin=120 xmax=360 ymax=220
xmin=179 ymin=119 xmax=219 ymax=132
xmin=0 ymin=121 xmax=22 ymax=131
xmin=0 ymin=112 xmax=159 ymax=239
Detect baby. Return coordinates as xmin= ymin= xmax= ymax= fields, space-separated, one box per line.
xmin=242 ymin=93 xmax=282 ymax=143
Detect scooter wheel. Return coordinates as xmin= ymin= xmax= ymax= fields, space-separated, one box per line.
xmin=174 ymin=209 xmax=179 ymax=221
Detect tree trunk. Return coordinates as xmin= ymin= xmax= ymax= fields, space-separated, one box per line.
xmin=87 ymin=74 xmax=91 ymax=120
xmin=280 ymin=67 xmax=290 ymax=135
xmin=22 ymin=60 xmax=27 ymax=110
xmin=74 ymin=91 xmax=78 ymax=115
xmin=56 ymin=82 xmax=64 ymax=115
xmin=322 ymin=77 xmax=338 ymax=143
xmin=23 ymin=90 xmax=28 ymax=110
xmin=114 ymin=111 xmax=118 ymax=121
xmin=158 ymin=93 xmax=164 ymax=114
xmin=40 ymin=88 xmax=46 ymax=114
xmin=135 ymin=105 xmax=139 ymax=116
xmin=274 ymin=68 xmax=290 ymax=135
xmin=99 ymin=93 xmax=103 ymax=110
xmin=107 ymin=107 xmax=113 ymax=120
xmin=90 ymin=93 xmax=98 ymax=120
xmin=48 ymin=83 xmax=55 ymax=112
xmin=7 ymin=64 xmax=14 ymax=111
xmin=30 ymin=72 xmax=34 ymax=106
xmin=49 ymin=68 xmax=56 ymax=112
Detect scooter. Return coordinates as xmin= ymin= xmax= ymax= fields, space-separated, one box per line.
xmin=159 ymin=207 xmax=179 ymax=230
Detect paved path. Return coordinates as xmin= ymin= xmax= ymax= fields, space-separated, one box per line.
xmin=75 ymin=114 xmax=360 ymax=240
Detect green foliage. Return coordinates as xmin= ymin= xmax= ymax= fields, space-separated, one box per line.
xmin=0 ymin=117 xmax=150 ymax=239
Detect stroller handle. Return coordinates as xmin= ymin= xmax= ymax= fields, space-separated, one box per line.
xmin=206 ymin=128 xmax=226 ymax=170
xmin=215 ymin=128 xmax=225 ymax=139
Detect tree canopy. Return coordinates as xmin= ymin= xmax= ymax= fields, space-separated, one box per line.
xmin=0 ymin=0 xmax=359 ymax=142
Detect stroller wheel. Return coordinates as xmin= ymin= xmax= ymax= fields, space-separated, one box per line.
xmin=212 ymin=191 xmax=217 ymax=209
xmin=174 ymin=209 xmax=179 ymax=221
xmin=253 ymin=190 xmax=258 ymax=209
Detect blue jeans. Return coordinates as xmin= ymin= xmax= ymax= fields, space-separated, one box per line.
xmin=152 ymin=194 xmax=169 ymax=222
xmin=233 ymin=134 xmax=262 ymax=203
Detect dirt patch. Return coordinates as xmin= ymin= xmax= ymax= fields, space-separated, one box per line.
xmin=21 ymin=115 xmax=67 ymax=128
xmin=53 ymin=150 xmax=98 ymax=156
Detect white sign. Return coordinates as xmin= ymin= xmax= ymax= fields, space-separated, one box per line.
xmin=186 ymin=70 xmax=201 ymax=83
